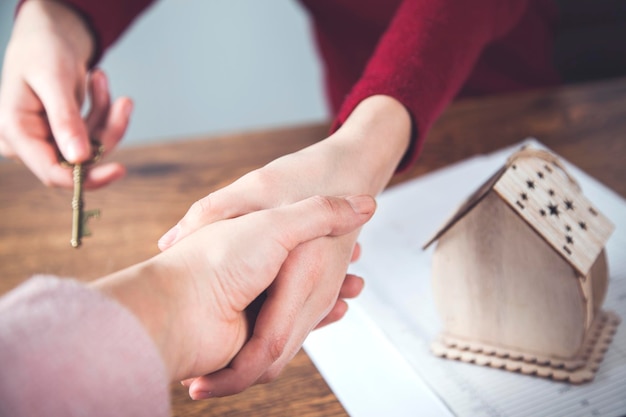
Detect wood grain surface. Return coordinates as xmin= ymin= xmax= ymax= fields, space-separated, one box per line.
xmin=1 ymin=77 xmax=625 ymax=416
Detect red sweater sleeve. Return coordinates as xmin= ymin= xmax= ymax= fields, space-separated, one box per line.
xmin=301 ymin=0 xmax=556 ymax=168
xmin=307 ymin=0 xmax=548 ymax=170
xmin=17 ymin=0 xmax=155 ymax=66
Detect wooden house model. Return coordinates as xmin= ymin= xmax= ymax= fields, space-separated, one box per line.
xmin=424 ymin=147 xmax=620 ymax=383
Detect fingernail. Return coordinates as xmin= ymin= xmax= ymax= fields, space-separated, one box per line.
xmin=124 ymin=100 xmax=134 ymax=118
xmin=346 ymin=195 xmax=374 ymax=214
xmin=158 ymin=224 xmax=179 ymax=248
xmin=64 ymin=140 xmax=85 ymax=163
xmin=191 ymin=390 xmax=212 ymax=400
xmin=97 ymin=72 xmax=107 ymax=92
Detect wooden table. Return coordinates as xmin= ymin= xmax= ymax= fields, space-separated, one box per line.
xmin=1 ymin=77 xmax=625 ymax=416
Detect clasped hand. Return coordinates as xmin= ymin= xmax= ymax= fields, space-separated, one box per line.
xmin=159 ymin=145 xmax=372 ymax=399
xmin=96 ymin=194 xmax=376 ymax=399
xmin=156 ymin=94 xmax=411 ymax=398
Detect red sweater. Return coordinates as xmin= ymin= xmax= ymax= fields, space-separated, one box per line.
xmin=17 ymin=0 xmax=560 ymax=168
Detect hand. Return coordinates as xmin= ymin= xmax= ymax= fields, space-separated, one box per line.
xmin=95 ymin=195 xmax=376 ymax=383
xmin=315 ymin=241 xmax=364 ymax=329
xmin=161 ymin=147 xmax=366 ymax=399
xmin=0 ymin=0 xmax=131 ymax=188
xmin=159 ymin=95 xmax=411 ymax=398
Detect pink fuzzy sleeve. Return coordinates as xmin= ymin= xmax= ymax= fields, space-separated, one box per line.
xmin=0 ymin=276 xmax=169 ymax=417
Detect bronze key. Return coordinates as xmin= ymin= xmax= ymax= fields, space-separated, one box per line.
xmin=59 ymin=139 xmax=104 ymax=248
xmin=70 ymin=163 xmax=100 ymax=248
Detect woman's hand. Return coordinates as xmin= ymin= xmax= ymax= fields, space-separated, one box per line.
xmin=94 ymin=195 xmax=376 ymax=383
xmin=0 ymin=0 xmax=131 ymax=188
xmin=158 ymin=95 xmax=412 ymax=398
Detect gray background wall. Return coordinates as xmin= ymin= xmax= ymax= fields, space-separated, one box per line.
xmin=0 ymin=0 xmax=327 ymax=146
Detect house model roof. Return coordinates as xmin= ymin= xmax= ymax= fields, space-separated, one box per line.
xmin=424 ymin=147 xmax=615 ymax=276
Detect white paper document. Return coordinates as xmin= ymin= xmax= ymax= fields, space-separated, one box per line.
xmin=304 ymin=139 xmax=626 ymax=417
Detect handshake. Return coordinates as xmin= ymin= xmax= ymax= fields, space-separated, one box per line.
xmin=0 ymin=194 xmax=376 ymax=416
xmin=99 ymin=194 xmax=376 ymax=397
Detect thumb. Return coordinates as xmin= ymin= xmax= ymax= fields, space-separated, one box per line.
xmin=269 ymin=195 xmax=376 ymax=252
xmin=31 ymin=73 xmax=91 ymax=163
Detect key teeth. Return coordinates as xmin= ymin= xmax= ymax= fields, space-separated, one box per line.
xmin=81 ymin=209 xmax=101 ymax=237
xmin=84 ymin=209 xmax=101 ymax=219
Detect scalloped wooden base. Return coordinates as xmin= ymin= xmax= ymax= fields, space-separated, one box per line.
xmin=431 ymin=310 xmax=621 ymax=384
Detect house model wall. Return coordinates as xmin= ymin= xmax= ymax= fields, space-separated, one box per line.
xmin=424 ymin=147 xmax=620 ymax=383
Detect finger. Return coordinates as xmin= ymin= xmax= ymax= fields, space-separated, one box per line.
xmin=95 ymin=97 xmax=132 ymax=157
xmin=159 ymin=168 xmax=303 ymax=249
xmin=84 ymin=69 xmax=111 ymax=132
xmin=314 ymin=274 xmax=364 ymax=329
xmin=0 ymin=136 xmax=16 ymax=158
xmin=252 ymin=255 xmax=333 ymax=386
xmin=188 ymin=325 xmax=298 ymax=398
xmin=188 ymin=276 xmax=307 ymax=399
xmin=84 ymin=69 xmax=132 ymax=156
xmin=180 ymin=378 xmax=195 ymax=388
xmin=28 ymin=72 xmax=91 ymax=163
xmin=252 ymin=234 xmax=359 ymax=385
xmin=81 ymin=81 xmax=131 ymax=189
xmin=5 ymin=116 xmax=74 ymax=187
xmin=83 ymin=162 xmax=126 ymax=190
xmin=337 ymin=274 xmax=364 ymax=298
xmin=314 ymin=299 xmax=348 ymax=329
xmin=22 ymin=149 xmax=74 ymax=187
xmin=267 ymin=195 xmax=375 ymax=253
xmin=18 ymin=149 xmax=73 ymax=187
xmin=160 ymin=194 xmax=376 ymax=252
xmin=350 ymin=242 xmax=361 ymax=262
xmin=81 ymin=97 xmax=131 ymax=190
xmin=158 ymin=185 xmax=259 ymax=250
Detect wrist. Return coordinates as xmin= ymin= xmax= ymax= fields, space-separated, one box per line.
xmin=326 ymin=95 xmax=412 ymax=195
xmin=14 ymin=0 xmax=95 ymax=65
xmin=257 ymin=95 xmax=410 ymax=205
xmin=91 ymin=251 xmax=246 ymax=382
xmin=91 ymin=258 xmax=187 ymax=381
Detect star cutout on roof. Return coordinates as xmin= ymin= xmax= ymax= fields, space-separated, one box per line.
xmin=537 ymin=171 xmax=544 ymax=179
xmin=526 ymin=179 xmax=535 ymax=189
xmin=548 ymin=189 xmax=555 ymax=196
xmin=520 ymin=192 xmax=528 ymax=201
xmin=566 ymin=235 xmax=574 ymax=245
xmin=564 ymin=199 xmax=574 ymax=210
xmin=548 ymin=203 xmax=560 ymax=217
xmin=579 ymin=221 xmax=587 ymax=230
